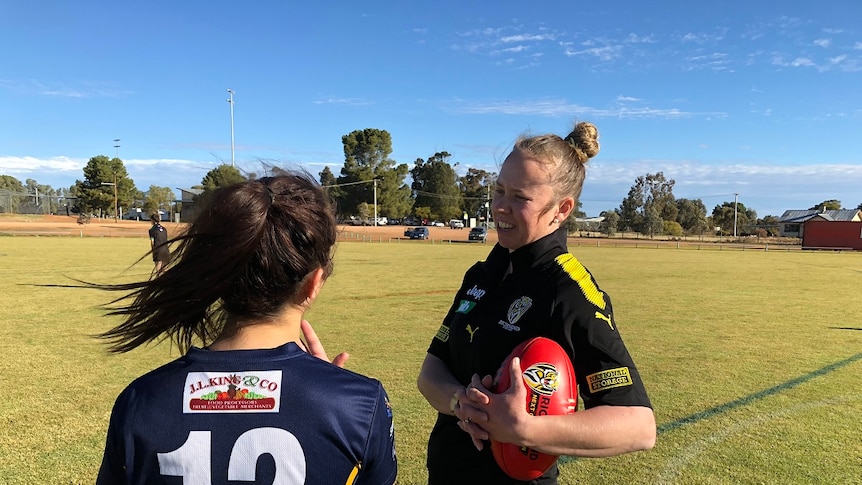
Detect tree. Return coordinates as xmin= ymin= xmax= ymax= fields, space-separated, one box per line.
xmin=411 ymin=152 xmax=462 ymax=221
xmin=643 ymin=204 xmax=663 ymax=237
xmin=755 ymin=215 xmax=781 ymax=237
xmin=663 ymin=220 xmax=683 ymax=237
xmin=459 ymin=168 xmax=497 ymax=222
xmin=318 ymin=166 xmax=346 ymax=217
xmin=857 ymin=202 xmax=862 ymax=211
xmin=144 ymin=186 xmax=176 ymax=219
xmin=809 ymin=200 xmax=841 ymax=211
xmin=336 ymin=128 xmax=411 ymax=218
xmin=73 ymin=155 xmax=137 ymax=217
xmin=194 ymin=164 xmax=247 ymax=210
xmin=618 ymin=172 xmax=676 ymax=233
xmin=0 ymin=175 xmax=25 ymax=213
xmin=201 ymin=164 xmax=246 ymax=191
xmin=675 ymin=198 xmax=710 ymax=235
xmin=600 ymin=210 xmax=620 ymax=236
xmin=712 ymin=201 xmax=757 ymax=236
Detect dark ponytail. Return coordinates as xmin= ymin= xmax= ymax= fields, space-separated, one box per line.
xmin=95 ymin=171 xmax=337 ymax=353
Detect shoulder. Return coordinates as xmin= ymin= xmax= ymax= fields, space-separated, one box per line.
xmin=550 ymin=252 xmax=608 ymax=309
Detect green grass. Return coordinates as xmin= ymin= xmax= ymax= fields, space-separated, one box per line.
xmin=1 ymin=237 xmax=860 ymax=484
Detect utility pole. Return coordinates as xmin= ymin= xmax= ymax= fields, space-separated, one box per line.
xmin=226 ymin=89 xmax=235 ymax=167
xmin=733 ymin=192 xmax=739 ymax=238
xmin=373 ymin=178 xmax=378 ymax=226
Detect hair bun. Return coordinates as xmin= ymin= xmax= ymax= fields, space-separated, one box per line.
xmin=564 ymin=122 xmax=600 ymax=160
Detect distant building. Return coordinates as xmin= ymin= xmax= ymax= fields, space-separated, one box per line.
xmin=802 ymin=220 xmax=862 ymax=251
xmin=178 ymin=188 xmax=203 ymax=223
xmin=777 ymin=209 xmax=861 ymax=238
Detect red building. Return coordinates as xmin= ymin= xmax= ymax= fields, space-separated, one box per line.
xmin=802 ymin=219 xmax=862 ymax=250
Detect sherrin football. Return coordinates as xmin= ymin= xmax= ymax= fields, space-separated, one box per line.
xmin=491 ymin=337 xmax=577 ymax=481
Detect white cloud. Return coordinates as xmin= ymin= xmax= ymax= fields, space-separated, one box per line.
xmin=564 ymin=45 xmax=623 ymax=61
xmin=312 ymin=97 xmax=373 ymax=106
xmin=448 ymin=98 xmax=724 ymax=119
xmin=813 ymin=38 xmax=831 ymax=48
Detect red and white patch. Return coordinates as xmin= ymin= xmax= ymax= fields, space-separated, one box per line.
xmin=182 ymin=371 xmax=282 ymax=413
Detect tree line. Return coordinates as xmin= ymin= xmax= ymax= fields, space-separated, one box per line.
xmin=3 ymin=128 xmax=861 ymax=236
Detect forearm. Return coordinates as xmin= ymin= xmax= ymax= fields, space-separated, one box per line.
xmin=518 ymin=405 xmax=656 ymax=457
xmin=417 ymin=354 xmax=463 ymax=415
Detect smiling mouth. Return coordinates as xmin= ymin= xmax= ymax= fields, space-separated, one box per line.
xmin=497 ymin=222 xmax=514 ymax=230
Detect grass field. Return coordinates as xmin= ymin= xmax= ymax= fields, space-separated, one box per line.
xmin=0 ymin=236 xmax=860 ymax=484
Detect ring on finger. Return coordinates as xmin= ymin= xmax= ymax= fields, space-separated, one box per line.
xmin=464 ymin=417 xmax=471 ymax=424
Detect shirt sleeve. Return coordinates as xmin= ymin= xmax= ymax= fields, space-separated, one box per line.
xmin=355 ymin=385 xmax=397 ymax=485
xmin=96 ymin=388 xmax=134 ymax=484
xmin=552 ymin=276 xmax=652 ymax=410
xmin=426 ymin=264 xmax=480 ymax=364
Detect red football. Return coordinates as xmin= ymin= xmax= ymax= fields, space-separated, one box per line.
xmin=491 ymin=337 xmax=577 ymax=481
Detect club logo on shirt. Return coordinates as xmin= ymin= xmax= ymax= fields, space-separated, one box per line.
xmin=183 ymin=371 xmax=282 ymax=413
xmin=522 ymin=363 xmax=559 ymax=396
xmin=466 ymin=285 xmax=486 ymax=300
xmin=507 ymin=296 xmax=532 ymax=325
xmin=456 ymin=300 xmax=476 ymax=314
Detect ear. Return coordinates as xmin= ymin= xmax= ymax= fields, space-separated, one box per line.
xmin=302 ymin=268 xmax=327 ymax=306
xmin=555 ymin=196 xmax=576 ymax=222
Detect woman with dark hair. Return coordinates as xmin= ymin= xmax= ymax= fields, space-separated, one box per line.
xmin=95 ymin=172 xmax=397 ymax=484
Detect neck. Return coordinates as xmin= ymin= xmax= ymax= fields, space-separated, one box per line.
xmin=208 ymin=307 xmax=304 ymax=351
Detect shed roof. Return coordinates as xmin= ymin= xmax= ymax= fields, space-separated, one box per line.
xmin=778 ymin=209 xmax=861 ymax=223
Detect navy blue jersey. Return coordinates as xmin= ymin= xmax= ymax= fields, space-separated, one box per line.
xmin=97 ymin=343 xmax=396 ymax=484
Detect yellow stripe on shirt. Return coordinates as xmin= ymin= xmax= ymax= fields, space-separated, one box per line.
xmin=555 ymin=253 xmax=606 ymax=310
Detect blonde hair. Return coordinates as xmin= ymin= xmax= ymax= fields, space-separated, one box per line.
xmin=512 ymin=121 xmax=600 ymax=204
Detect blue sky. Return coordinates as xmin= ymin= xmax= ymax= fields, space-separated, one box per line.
xmin=2 ymin=1 xmax=861 ymax=217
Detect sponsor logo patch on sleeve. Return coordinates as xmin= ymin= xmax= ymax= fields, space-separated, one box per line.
xmin=183 ymin=371 xmax=282 ymax=413
xmin=434 ymin=324 xmax=450 ymax=342
xmin=586 ymin=367 xmax=633 ymax=393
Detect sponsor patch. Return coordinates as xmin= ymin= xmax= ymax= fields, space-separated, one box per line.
xmin=183 ymin=371 xmax=282 ymax=413
xmin=434 ymin=324 xmax=450 ymax=342
xmin=466 ymin=285 xmax=486 ymax=300
xmin=586 ymin=367 xmax=632 ymax=393
xmin=456 ymin=300 xmax=476 ymax=314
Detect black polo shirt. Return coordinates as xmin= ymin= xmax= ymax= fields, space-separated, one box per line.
xmin=426 ymin=228 xmax=651 ymax=484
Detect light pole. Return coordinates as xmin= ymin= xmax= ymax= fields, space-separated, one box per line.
xmin=101 ymin=173 xmax=118 ymax=223
xmin=733 ymin=192 xmax=739 ymax=238
xmin=226 ymin=89 xmax=235 ymax=167
xmin=113 ymin=139 xmax=121 ymax=159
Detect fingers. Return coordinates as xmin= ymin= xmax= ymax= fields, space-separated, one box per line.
xmin=507 ymin=357 xmax=523 ymax=394
xmin=300 ymin=319 xmax=328 ymax=360
xmin=331 ymin=351 xmax=350 ymax=368
xmin=300 ymin=319 xmax=348 ymax=367
xmin=465 ymin=375 xmax=491 ymax=405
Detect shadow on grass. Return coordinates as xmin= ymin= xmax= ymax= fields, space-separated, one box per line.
xmin=560 ymin=352 xmax=861 ymax=465
xmin=657 ymin=351 xmax=862 ymax=434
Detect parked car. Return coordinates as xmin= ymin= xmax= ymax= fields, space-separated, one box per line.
xmin=468 ymin=226 xmax=487 ymax=242
xmin=406 ymin=227 xmax=429 ymax=239
xmin=449 ymin=219 xmax=465 ymax=229
xmin=432 ymin=221 xmax=445 ymax=227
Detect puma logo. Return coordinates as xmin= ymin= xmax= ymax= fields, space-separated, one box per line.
xmin=595 ymin=311 xmax=614 ymax=330
xmin=466 ymin=324 xmax=479 ymax=342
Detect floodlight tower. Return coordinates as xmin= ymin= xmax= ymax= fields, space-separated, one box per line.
xmin=226 ymin=89 xmax=235 ymax=167
xmin=113 ymin=139 xmax=121 ymax=159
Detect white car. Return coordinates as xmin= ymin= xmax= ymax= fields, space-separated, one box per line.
xmin=449 ymin=219 xmax=465 ymax=229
